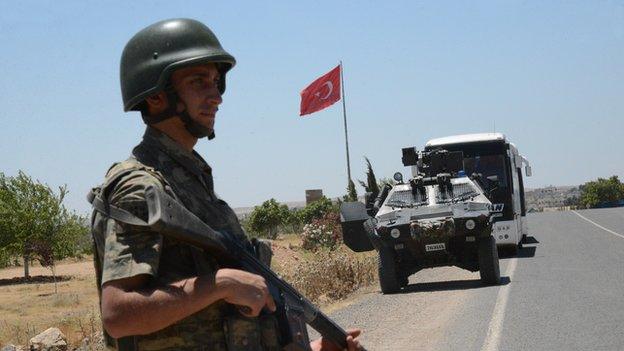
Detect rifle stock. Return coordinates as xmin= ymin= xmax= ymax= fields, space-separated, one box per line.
xmin=144 ymin=185 xmax=365 ymax=351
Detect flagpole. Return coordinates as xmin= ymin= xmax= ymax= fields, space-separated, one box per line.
xmin=340 ymin=60 xmax=352 ymax=184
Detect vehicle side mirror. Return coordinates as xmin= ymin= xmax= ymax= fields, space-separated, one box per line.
xmin=525 ymin=165 xmax=532 ymax=177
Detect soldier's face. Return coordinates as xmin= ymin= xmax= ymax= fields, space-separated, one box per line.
xmin=170 ymin=63 xmax=223 ymax=132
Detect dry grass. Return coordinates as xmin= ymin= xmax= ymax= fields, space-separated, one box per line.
xmin=284 ymin=247 xmax=378 ymax=304
xmin=0 ymin=273 xmax=101 ymax=348
xmin=0 ymin=236 xmax=377 ymax=348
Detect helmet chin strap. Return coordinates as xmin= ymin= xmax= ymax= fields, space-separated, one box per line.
xmin=142 ymin=90 xmax=215 ymax=140
xmin=178 ymin=109 xmax=215 ymax=140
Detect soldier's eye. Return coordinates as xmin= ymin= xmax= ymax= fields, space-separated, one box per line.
xmin=191 ymin=78 xmax=205 ymax=87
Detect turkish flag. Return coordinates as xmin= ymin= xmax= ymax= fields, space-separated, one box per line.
xmin=300 ymin=65 xmax=341 ymax=116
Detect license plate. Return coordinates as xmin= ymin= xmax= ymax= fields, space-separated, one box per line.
xmin=425 ymin=243 xmax=446 ymax=252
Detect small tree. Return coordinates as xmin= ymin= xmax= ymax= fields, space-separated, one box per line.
xmin=343 ymin=179 xmax=358 ymax=202
xmin=248 ymin=199 xmax=290 ymax=239
xmin=579 ymin=176 xmax=624 ymax=208
xmin=357 ymin=157 xmax=380 ymax=198
xmin=0 ymin=171 xmax=89 ymax=285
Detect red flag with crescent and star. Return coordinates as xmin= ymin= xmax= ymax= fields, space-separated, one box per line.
xmin=299 ymin=65 xmax=341 ymax=116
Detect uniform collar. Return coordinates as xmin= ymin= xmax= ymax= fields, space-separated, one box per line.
xmin=141 ymin=126 xmax=212 ymax=179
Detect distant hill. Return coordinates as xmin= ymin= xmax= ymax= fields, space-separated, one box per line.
xmin=525 ymin=185 xmax=580 ymax=211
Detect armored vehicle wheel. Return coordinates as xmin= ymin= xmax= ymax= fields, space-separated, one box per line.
xmin=378 ymin=246 xmax=401 ymax=294
xmin=478 ymin=236 xmax=501 ymax=285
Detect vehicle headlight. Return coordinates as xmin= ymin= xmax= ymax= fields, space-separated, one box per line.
xmin=390 ymin=228 xmax=401 ymax=239
xmin=465 ymin=219 xmax=476 ymax=230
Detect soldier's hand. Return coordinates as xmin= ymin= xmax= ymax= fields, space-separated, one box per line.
xmin=310 ymin=328 xmax=362 ymax=351
xmin=215 ymin=268 xmax=277 ymax=317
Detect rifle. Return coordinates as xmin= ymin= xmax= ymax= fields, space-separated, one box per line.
xmin=143 ymin=185 xmax=366 ymax=351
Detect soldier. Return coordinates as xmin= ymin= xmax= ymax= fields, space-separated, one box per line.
xmin=89 ymin=18 xmax=362 ymax=350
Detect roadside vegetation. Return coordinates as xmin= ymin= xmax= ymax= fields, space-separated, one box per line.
xmin=577 ymin=175 xmax=624 ymax=208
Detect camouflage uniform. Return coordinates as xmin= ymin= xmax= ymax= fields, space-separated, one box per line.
xmin=90 ymin=127 xmax=279 ymax=351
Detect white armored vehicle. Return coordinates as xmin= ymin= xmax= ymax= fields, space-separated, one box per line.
xmin=340 ymin=147 xmax=501 ymax=294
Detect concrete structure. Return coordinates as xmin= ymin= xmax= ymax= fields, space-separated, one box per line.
xmin=305 ymin=189 xmax=324 ymax=205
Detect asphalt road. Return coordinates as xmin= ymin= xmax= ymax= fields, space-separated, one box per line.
xmin=311 ymin=207 xmax=624 ymax=350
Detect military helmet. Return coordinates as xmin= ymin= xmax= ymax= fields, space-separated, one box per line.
xmin=120 ymin=18 xmax=236 ymax=111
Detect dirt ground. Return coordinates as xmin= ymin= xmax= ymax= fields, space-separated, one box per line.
xmin=0 ymin=264 xmax=100 ymax=348
xmin=0 ymin=235 xmax=373 ymax=348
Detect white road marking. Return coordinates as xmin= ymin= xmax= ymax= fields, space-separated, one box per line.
xmin=572 ymin=210 xmax=624 ymax=240
xmin=480 ymin=257 xmax=518 ymax=351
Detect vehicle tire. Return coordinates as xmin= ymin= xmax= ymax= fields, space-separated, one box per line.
xmin=378 ymin=247 xmax=401 ymax=294
xmin=479 ymin=236 xmax=501 ymax=285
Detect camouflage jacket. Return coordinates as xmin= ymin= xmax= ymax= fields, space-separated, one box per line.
xmin=90 ymin=127 xmax=279 ymax=351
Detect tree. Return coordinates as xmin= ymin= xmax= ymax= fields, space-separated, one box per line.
xmin=357 ymin=157 xmax=380 ymax=199
xmin=0 ymin=171 xmax=88 ymax=283
xmin=247 ymin=199 xmax=290 ymax=239
xmin=579 ymin=176 xmax=624 ymax=208
xmin=343 ymin=179 xmax=358 ymax=202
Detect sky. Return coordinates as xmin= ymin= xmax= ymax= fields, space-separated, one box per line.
xmin=1 ymin=1 xmax=623 ymax=215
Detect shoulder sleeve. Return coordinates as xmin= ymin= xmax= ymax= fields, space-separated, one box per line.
xmin=100 ymin=170 xmax=165 ymax=285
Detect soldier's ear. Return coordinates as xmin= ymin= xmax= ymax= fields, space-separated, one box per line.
xmin=146 ymin=92 xmax=167 ymax=107
xmin=145 ymin=92 xmax=169 ymax=114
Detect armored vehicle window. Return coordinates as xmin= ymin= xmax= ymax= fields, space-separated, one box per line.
xmin=435 ymin=182 xmax=478 ymax=203
xmin=384 ymin=189 xmax=428 ymax=207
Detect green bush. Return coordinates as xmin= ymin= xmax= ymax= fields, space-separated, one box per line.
xmin=580 ymin=176 xmax=624 ymax=208
xmin=298 ymin=196 xmax=338 ymax=224
xmin=247 ymin=199 xmax=290 ymax=239
xmin=280 ymin=208 xmax=303 ymax=234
